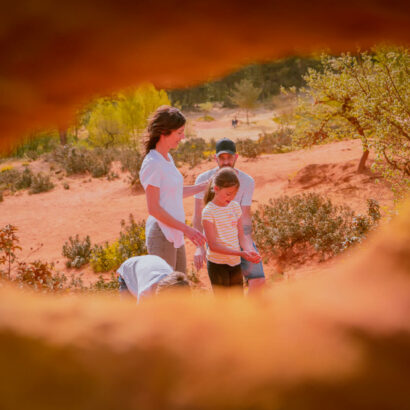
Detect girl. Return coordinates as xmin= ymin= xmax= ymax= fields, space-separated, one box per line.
xmin=202 ymin=167 xmax=261 ymax=290
xmin=139 ymin=106 xmax=208 ymax=274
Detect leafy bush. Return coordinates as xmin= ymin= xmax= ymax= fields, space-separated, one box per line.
xmin=172 ymin=138 xmax=214 ymax=168
xmin=0 ymin=224 xmax=21 ymax=279
xmin=11 ymin=131 xmax=59 ymax=159
xmin=236 ymin=138 xmax=261 ymax=158
xmin=62 ymin=235 xmax=92 ymax=268
xmin=197 ymin=115 xmax=215 ymax=122
xmin=117 ymin=147 xmax=144 ymax=189
xmin=257 ymin=129 xmax=293 ymax=153
xmin=15 ymin=261 xmax=68 ymax=292
xmin=91 ymin=214 xmax=147 ymax=272
xmin=91 ymin=273 xmax=120 ymax=292
xmin=29 ymin=173 xmax=54 ymax=194
xmin=253 ymin=193 xmax=380 ymax=262
xmin=49 ymin=146 xmax=113 ymax=177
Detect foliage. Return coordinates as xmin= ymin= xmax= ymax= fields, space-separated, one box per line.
xmin=289 ymin=47 xmax=409 ymax=198
xmin=9 ymin=130 xmax=60 ymax=160
xmin=15 ymin=261 xmax=68 ymax=292
xmin=91 ymin=273 xmax=120 ymax=292
xmin=49 ymin=145 xmax=114 ymax=177
xmin=172 ymin=138 xmax=214 ymax=168
xmin=29 ymin=173 xmax=54 ymax=194
xmin=198 ymin=102 xmax=214 ymax=113
xmin=62 ymin=235 xmax=92 ymax=268
xmin=168 ymin=57 xmax=321 ymax=109
xmin=252 ymin=193 xmax=380 ymax=262
xmin=229 ymin=79 xmax=262 ymax=124
xmin=0 ymin=225 xmax=21 ymax=279
xmin=86 ymin=84 xmax=170 ymax=147
xmin=90 ymin=214 xmax=147 ymax=272
xmin=117 ymin=147 xmax=144 ymax=189
xmin=257 ymin=128 xmax=293 ymax=153
xmin=197 ymin=115 xmax=215 ymax=122
xmin=236 ymin=139 xmax=260 ymax=159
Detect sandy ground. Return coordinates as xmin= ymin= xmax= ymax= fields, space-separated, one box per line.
xmin=0 ymin=129 xmax=394 ymax=287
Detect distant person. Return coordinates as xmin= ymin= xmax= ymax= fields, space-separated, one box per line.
xmin=118 ymin=255 xmax=190 ymax=302
xmin=193 ymin=138 xmax=266 ymax=293
xmin=201 ymin=168 xmax=261 ymax=292
xmin=139 ymin=106 xmax=208 ymax=273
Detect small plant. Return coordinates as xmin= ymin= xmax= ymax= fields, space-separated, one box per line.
xmin=0 ymin=224 xmax=22 ymax=279
xmin=253 ymin=193 xmax=380 ymax=264
xmin=172 ymin=138 xmax=214 ymax=168
xmin=258 ymin=129 xmax=293 ymax=153
xmin=90 ymin=214 xmax=146 ymax=272
xmin=62 ymin=235 xmax=92 ymax=268
xmin=236 ymin=138 xmax=261 ymax=159
xmin=29 ymin=173 xmax=54 ymax=194
xmin=63 ymin=182 xmax=70 ymax=190
xmin=91 ymin=273 xmax=120 ymax=293
xmin=15 ymin=260 xmax=67 ymax=292
xmin=117 ymin=148 xmax=144 ymax=189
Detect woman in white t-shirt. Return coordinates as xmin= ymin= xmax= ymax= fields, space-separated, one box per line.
xmin=139 ymin=106 xmax=207 ymax=273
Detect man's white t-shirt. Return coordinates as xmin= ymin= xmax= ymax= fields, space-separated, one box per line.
xmin=140 ymin=149 xmax=185 ymax=248
xmin=117 ymin=255 xmax=173 ymax=301
xmin=194 ymin=167 xmax=255 ymax=206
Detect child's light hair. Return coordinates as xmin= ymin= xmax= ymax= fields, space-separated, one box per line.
xmin=155 ymin=271 xmax=190 ymax=295
xmin=204 ymin=168 xmax=240 ymax=205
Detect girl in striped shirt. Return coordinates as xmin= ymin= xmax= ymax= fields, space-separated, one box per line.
xmin=202 ymin=168 xmax=261 ymax=291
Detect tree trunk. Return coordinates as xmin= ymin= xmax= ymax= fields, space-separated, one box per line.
xmin=59 ymin=129 xmax=67 ymax=145
xmin=357 ymin=149 xmax=369 ymax=173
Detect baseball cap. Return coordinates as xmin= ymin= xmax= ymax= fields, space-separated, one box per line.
xmin=215 ymin=138 xmax=236 ymax=156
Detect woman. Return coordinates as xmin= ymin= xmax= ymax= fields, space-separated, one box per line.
xmin=139 ymin=106 xmax=207 ymax=273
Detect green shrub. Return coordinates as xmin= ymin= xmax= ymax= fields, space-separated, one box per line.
xmin=236 ymin=138 xmax=261 ymax=158
xmin=14 ymin=260 xmax=67 ymax=292
xmin=62 ymin=235 xmax=92 ymax=268
xmin=11 ymin=131 xmax=59 ymax=159
xmin=90 ymin=214 xmax=147 ymax=272
xmin=258 ymin=129 xmax=293 ymax=153
xmin=29 ymin=173 xmax=54 ymax=194
xmin=91 ymin=273 xmax=120 ymax=293
xmin=117 ymin=148 xmax=144 ymax=189
xmin=197 ymin=115 xmax=215 ymax=122
xmin=49 ymin=146 xmax=113 ymax=177
xmin=253 ymin=193 xmax=380 ymax=262
xmin=172 ymin=138 xmax=214 ymax=168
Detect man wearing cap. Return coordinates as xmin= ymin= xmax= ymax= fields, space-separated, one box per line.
xmin=193 ymin=138 xmax=266 ymax=293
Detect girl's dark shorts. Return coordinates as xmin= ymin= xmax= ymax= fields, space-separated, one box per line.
xmin=207 ymin=260 xmax=243 ymax=288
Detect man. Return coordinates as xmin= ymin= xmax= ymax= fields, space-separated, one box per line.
xmin=193 ymin=138 xmax=265 ymax=293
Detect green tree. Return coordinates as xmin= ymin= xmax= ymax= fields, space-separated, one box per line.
xmin=230 ymin=79 xmax=262 ymax=124
xmin=289 ymin=48 xmax=409 ymax=199
xmin=86 ymin=84 xmax=170 ymax=147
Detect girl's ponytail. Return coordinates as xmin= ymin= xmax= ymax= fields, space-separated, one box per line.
xmin=204 ymin=177 xmax=216 ymax=205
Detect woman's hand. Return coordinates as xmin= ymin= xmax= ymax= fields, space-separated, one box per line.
xmin=184 ymin=226 xmax=207 ymax=247
xmin=194 ymin=246 xmax=206 ymax=270
xmin=241 ymin=250 xmax=261 ymax=264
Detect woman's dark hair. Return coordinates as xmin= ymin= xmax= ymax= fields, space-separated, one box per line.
xmin=144 ymin=105 xmax=186 ymax=156
xmin=204 ymin=167 xmax=240 ymax=205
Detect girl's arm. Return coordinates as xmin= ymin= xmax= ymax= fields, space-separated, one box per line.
xmin=203 ymin=220 xmax=242 ymax=256
xmin=183 ymin=181 xmax=208 ymax=198
xmin=146 ymin=185 xmax=206 ymax=247
xmin=238 ymin=217 xmax=262 ymax=263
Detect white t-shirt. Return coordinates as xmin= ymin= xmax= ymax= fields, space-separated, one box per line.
xmin=117 ymin=255 xmax=173 ymax=302
xmin=140 ymin=149 xmax=185 ymax=248
xmin=194 ymin=167 xmax=255 ymax=206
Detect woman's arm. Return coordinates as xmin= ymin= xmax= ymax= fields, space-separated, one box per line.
xmin=146 ymin=185 xmax=206 ymax=246
xmin=183 ymin=181 xmax=208 ymax=198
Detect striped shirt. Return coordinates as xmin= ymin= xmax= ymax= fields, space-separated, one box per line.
xmin=202 ymin=201 xmax=242 ymax=266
